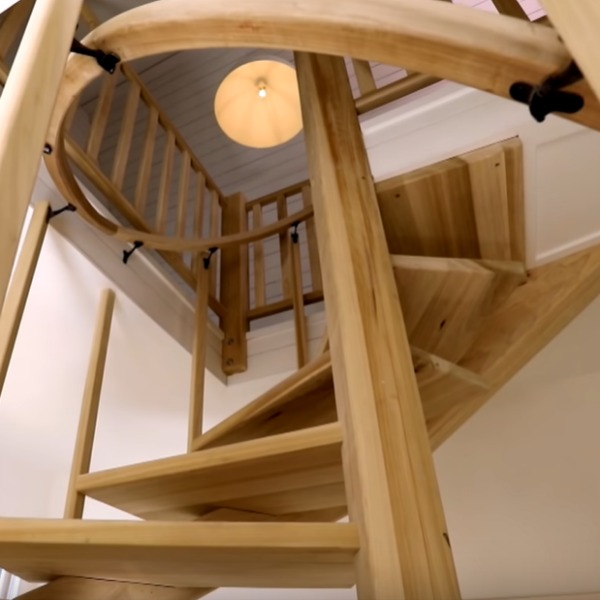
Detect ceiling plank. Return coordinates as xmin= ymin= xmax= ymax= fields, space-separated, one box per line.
xmin=429 ymin=241 xmax=600 ymax=449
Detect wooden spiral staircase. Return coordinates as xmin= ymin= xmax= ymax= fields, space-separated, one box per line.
xmin=3 ymin=1 xmax=600 ymax=599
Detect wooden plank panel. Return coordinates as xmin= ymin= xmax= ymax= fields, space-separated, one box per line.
xmin=302 ymin=186 xmax=323 ymax=292
xmin=252 ymin=204 xmax=266 ymax=307
xmin=78 ymin=423 xmax=344 ymax=520
xmin=155 ymin=130 xmax=176 ymax=233
xmin=86 ymin=72 xmax=119 ymax=161
xmin=0 ymin=0 xmax=82 ymax=315
xmin=296 ymin=52 xmax=460 ymax=599
xmin=134 ymin=105 xmax=159 ymax=213
xmin=461 ymin=143 xmax=512 ymax=261
xmin=16 ymin=578 xmax=208 ymax=600
xmin=0 ymin=202 xmax=48 ymax=397
xmin=110 ymin=81 xmax=140 ymax=189
xmin=376 ymin=158 xmax=479 ymax=258
xmin=0 ymin=519 xmax=358 ymax=589
xmin=220 ymin=193 xmax=248 ymax=374
xmin=64 ymin=289 xmax=115 ymax=519
xmin=176 ymin=152 xmax=191 ymax=238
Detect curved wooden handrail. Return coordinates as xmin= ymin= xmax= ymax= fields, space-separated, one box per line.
xmin=44 ymin=0 xmax=600 ymax=251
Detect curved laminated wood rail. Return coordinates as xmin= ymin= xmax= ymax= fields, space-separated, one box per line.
xmin=44 ymin=0 xmax=600 ymax=252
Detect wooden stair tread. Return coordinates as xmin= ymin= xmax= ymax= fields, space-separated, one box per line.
xmin=16 ymin=577 xmax=207 ymax=600
xmin=392 ymin=254 xmax=526 ymax=362
xmin=78 ymin=423 xmax=345 ymax=520
xmin=0 ymin=519 xmax=358 ymax=589
xmin=193 ymin=351 xmax=335 ymax=451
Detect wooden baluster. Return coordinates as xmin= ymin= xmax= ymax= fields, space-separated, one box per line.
xmin=64 ymin=289 xmax=115 ymax=519
xmin=0 ymin=0 xmax=34 ymax=60
xmin=188 ymin=262 xmax=210 ymax=451
xmin=296 ymin=52 xmax=461 ymax=600
xmin=0 ymin=202 xmax=48 ymax=397
xmin=86 ymin=71 xmax=119 ymax=161
xmin=290 ymin=228 xmax=308 ymax=368
xmin=134 ymin=105 xmax=158 ymax=213
xmin=155 ymin=129 xmax=176 ymax=233
xmin=191 ymin=172 xmax=206 ymax=274
xmin=176 ymin=152 xmax=191 ymax=238
xmin=252 ymin=204 xmax=266 ymax=308
xmin=302 ymin=185 xmax=322 ymax=293
xmin=352 ymin=59 xmax=377 ymax=95
xmin=111 ymin=81 xmax=140 ymax=189
xmin=277 ymin=195 xmax=292 ymax=299
xmin=0 ymin=0 xmax=83 ymax=314
xmin=208 ymin=190 xmax=220 ymax=297
xmin=220 ymin=193 xmax=248 ymax=374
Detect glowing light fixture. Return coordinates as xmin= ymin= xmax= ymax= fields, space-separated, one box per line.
xmin=214 ymin=59 xmax=303 ymax=149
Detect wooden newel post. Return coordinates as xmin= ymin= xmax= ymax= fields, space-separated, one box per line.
xmin=295 ymin=52 xmax=461 ymax=600
xmin=220 ymin=193 xmax=248 ymax=375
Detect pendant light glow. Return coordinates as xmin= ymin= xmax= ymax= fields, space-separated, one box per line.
xmin=214 ymin=59 xmax=303 ymax=149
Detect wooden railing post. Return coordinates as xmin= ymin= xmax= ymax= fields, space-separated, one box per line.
xmin=0 ymin=202 xmax=48 ymax=398
xmin=0 ymin=0 xmax=83 ymax=315
xmin=220 ymin=193 xmax=248 ymax=374
xmin=296 ymin=52 xmax=461 ymax=600
xmin=64 ymin=289 xmax=115 ymax=519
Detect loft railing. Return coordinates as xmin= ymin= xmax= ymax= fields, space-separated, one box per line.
xmin=0 ymin=0 xmax=544 ymax=381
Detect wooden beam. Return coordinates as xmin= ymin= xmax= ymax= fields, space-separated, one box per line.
xmin=539 ymin=1 xmax=600 ymax=104
xmin=352 ymin=59 xmax=376 ymax=95
xmin=429 ymin=241 xmax=600 ymax=449
xmin=188 ymin=262 xmax=210 ymax=450
xmin=220 ymin=193 xmax=248 ymax=374
xmin=0 ymin=519 xmax=358 ymax=589
xmin=0 ymin=202 xmax=48 ymax=397
xmin=64 ymin=289 xmax=115 ymax=519
xmin=0 ymin=0 xmax=82 ymax=315
xmin=15 ymin=578 xmax=208 ymax=600
xmin=290 ymin=233 xmax=309 ymax=367
xmin=296 ymin=52 xmax=460 ymax=600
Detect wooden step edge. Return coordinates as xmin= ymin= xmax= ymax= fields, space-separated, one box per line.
xmin=77 ymin=422 xmax=342 ymax=494
xmin=193 ymin=351 xmax=332 ymax=451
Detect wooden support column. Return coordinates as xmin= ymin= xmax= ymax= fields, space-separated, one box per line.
xmin=290 ymin=230 xmax=309 ymax=368
xmin=64 ymin=289 xmax=115 ymax=519
xmin=0 ymin=0 xmax=83 ymax=315
xmin=296 ymin=52 xmax=461 ymax=600
xmin=188 ymin=261 xmax=210 ymax=450
xmin=220 ymin=192 xmax=248 ymax=374
xmin=0 ymin=202 xmax=48 ymax=397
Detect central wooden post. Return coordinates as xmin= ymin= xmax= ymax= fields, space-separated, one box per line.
xmin=295 ymin=53 xmax=461 ymax=600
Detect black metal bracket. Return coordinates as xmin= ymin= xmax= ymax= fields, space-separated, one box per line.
xmin=290 ymin=221 xmax=300 ymax=244
xmin=122 ymin=241 xmax=143 ymax=264
xmin=202 ymin=247 xmax=218 ymax=270
xmin=510 ymin=61 xmax=584 ymax=123
xmin=71 ymin=38 xmax=120 ymax=74
xmin=46 ymin=203 xmax=76 ymax=222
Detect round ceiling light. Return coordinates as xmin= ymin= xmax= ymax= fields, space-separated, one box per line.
xmin=214 ymin=59 xmax=303 ymax=149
